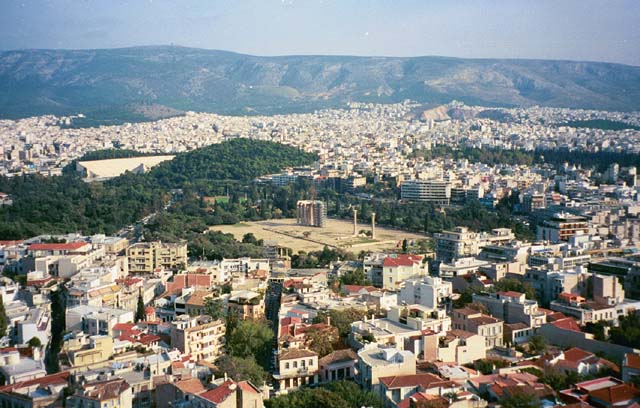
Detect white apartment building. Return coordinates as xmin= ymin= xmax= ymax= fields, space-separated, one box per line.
xmin=357 ymin=345 xmax=416 ymax=392
xmin=382 ymin=255 xmax=428 ymax=291
xmin=399 ymin=276 xmax=452 ymax=309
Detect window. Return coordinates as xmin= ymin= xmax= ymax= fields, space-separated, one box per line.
xmin=309 ymin=359 xmax=313 ymax=366
xmin=285 ymin=362 xmax=289 ymax=369
xmin=293 ymin=361 xmax=297 ymax=368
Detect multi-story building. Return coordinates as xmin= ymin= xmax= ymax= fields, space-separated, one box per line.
xmin=127 ymin=242 xmax=187 ymax=274
xmin=537 ymin=212 xmax=590 ymax=243
xmin=622 ymin=353 xmax=640 ymax=384
xmin=13 ymin=308 xmax=51 ymax=346
xmin=296 ymin=200 xmax=326 ymax=227
xmin=0 ymin=372 xmax=70 ymax=408
xmin=66 ymin=305 xmax=134 ymax=336
xmin=318 ymin=349 xmax=358 ymax=384
xmin=273 ymin=349 xmax=319 ymax=392
xmin=227 ymin=291 xmax=265 ymax=320
xmin=381 ymin=254 xmax=427 ymax=291
xmin=401 ymin=180 xmax=451 ymax=205
xmin=357 ymin=345 xmax=416 ymax=392
xmin=550 ymin=291 xmax=640 ymax=325
xmin=399 ymin=276 xmax=452 ymax=309
xmin=588 ymin=257 xmax=640 ymax=300
xmin=523 ymin=266 xmax=589 ymax=305
xmin=364 ymin=253 xmax=386 ymax=288
xmin=452 ymin=308 xmax=504 ymax=349
xmin=472 ymin=291 xmax=546 ymax=328
xmin=423 ymin=329 xmax=486 ymax=366
xmin=170 ymin=315 xmax=225 ymax=362
xmin=435 ymin=227 xmax=515 ymax=263
xmin=67 ymin=378 xmax=132 ymax=408
xmin=191 ymin=379 xmax=264 ymax=408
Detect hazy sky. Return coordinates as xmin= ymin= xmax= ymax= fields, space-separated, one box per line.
xmin=2 ymin=0 xmax=639 ymax=65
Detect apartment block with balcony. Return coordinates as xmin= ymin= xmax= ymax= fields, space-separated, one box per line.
xmin=273 ymin=348 xmax=319 ymax=392
xmin=537 ymin=212 xmax=590 ymax=243
xmin=170 ymin=315 xmax=225 ymax=363
xmin=452 ymin=308 xmax=504 ymax=349
xmin=401 ymin=180 xmax=451 ymax=205
xmin=399 ymin=276 xmax=452 ymax=309
xmin=472 ymin=291 xmax=546 ymax=328
xmin=127 ymin=241 xmax=187 ymax=274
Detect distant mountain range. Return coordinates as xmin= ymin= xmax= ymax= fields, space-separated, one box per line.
xmin=1 ymin=46 xmax=639 ymax=123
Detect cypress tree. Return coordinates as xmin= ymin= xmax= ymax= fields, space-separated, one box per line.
xmin=135 ymin=289 xmax=145 ymax=322
xmin=0 ymin=296 xmax=6 ymax=338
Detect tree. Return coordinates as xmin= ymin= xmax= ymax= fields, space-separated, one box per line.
xmin=45 ymin=285 xmax=67 ymax=374
xmin=266 ymin=388 xmax=350 ymax=408
xmin=585 ymin=320 xmax=609 ymax=341
xmin=326 ymin=381 xmax=384 ymax=408
xmin=470 ymin=358 xmax=510 ymax=375
xmin=0 ymin=296 xmax=6 ymax=338
xmin=28 ymin=336 xmax=42 ymax=348
xmin=339 ymin=268 xmax=370 ymax=286
xmin=528 ymin=335 xmax=547 ymax=355
xmin=226 ymin=319 xmax=274 ymax=369
xmin=214 ymin=355 xmax=268 ymax=385
xmin=499 ymin=390 xmax=542 ymax=408
xmin=304 ymin=327 xmax=339 ymax=357
xmin=135 ymin=289 xmax=145 ymax=323
xmin=493 ymin=278 xmax=537 ymax=301
xmin=402 ymin=238 xmax=408 ymax=253
xmin=242 ymin=233 xmax=262 ymax=246
xmin=313 ymin=308 xmax=368 ymax=338
xmin=609 ymin=312 xmax=640 ymax=348
xmin=203 ymin=297 xmax=225 ymax=320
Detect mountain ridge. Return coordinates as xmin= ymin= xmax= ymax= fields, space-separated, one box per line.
xmin=1 ymin=45 xmax=639 ymax=122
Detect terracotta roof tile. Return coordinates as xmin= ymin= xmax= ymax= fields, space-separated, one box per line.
xmin=379 ymin=373 xmax=447 ymax=389
xmin=199 ymin=380 xmax=236 ymax=404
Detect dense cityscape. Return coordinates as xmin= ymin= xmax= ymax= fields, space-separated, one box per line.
xmin=0 ymin=98 xmax=638 ymax=408
xmin=1 ymin=0 xmax=640 ymax=407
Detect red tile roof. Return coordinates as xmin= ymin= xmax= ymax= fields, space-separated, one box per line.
xmin=0 ymin=371 xmax=70 ymax=392
xmin=589 ymin=383 xmax=640 ymax=404
xmin=398 ymin=392 xmax=447 ymax=408
xmin=199 ymin=380 xmax=236 ymax=404
xmin=28 ymin=242 xmax=88 ymax=251
xmin=81 ymin=378 xmax=130 ymax=401
xmin=175 ymin=378 xmax=206 ymax=395
xmin=279 ymin=348 xmax=317 ymax=360
xmin=113 ymin=323 xmax=136 ymax=332
xmin=551 ymin=317 xmax=582 ymax=332
xmin=625 ymin=353 xmax=640 ymax=370
xmin=0 ymin=240 xmax=23 ymax=246
xmin=379 ymin=373 xmax=448 ymax=389
xmin=563 ymin=347 xmax=594 ymax=363
xmin=383 ymin=254 xmax=423 ymax=267
xmin=237 ymin=381 xmax=260 ymax=394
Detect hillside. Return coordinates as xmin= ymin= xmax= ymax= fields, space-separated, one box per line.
xmin=0 ymin=139 xmax=317 ymax=239
xmin=1 ymin=46 xmax=639 ymax=122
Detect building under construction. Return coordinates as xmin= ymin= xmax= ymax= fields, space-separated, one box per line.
xmin=296 ymin=200 xmax=327 ymax=227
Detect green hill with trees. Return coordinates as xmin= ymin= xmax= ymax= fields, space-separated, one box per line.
xmin=0 ymin=139 xmax=317 ymax=239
